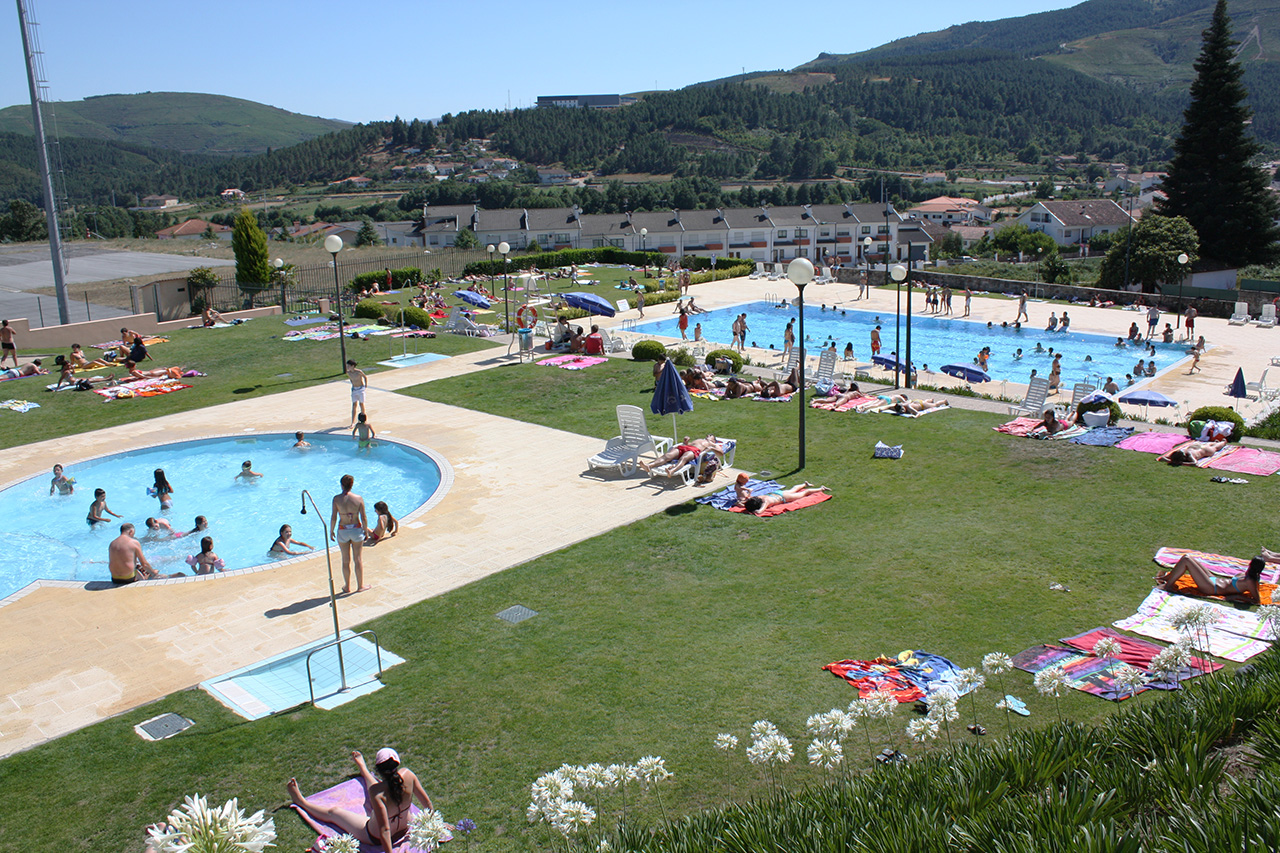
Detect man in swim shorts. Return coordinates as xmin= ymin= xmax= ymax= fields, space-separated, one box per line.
xmin=347 ymin=360 xmax=368 ymax=428
xmin=0 ymin=319 xmax=16 ymax=368
xmin=330 ymin=473 xmax=370 ymax=593
xmin=108 ymin=522 xmax=175 ymax=583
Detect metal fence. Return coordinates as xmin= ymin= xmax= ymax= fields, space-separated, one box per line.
xmin=197 ymin=248 xmax=490 ymax=314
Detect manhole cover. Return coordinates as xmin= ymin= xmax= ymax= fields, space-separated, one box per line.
xmin=135 ymin=712 xmax=193 ymax=741
xmin=496 ymin=605 xmax=538 ymax=624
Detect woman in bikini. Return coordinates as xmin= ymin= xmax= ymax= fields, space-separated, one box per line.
xmin=288 ymin=748 xmax=437 ymax=853
xmin=151 ymin=468 xmax=174 ymax=510
xmin=741 ymin=483 xmax=830 ymax=515
xmin=1157 ymin=555 xmax=1264 ymax=605
xmin=365 ymin=502 xmax=398 ymax=544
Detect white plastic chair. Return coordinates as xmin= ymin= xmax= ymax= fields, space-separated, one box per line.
xmin=1229 ymin=302 xmax=1251 ymax=325
xmin=586 ymin=405 xmax=672 ymax=476
xmin=1256 ymin=304 xmax=1277 ymax=328
xmin=1009 ymin=377 xmax=1052 ymax=418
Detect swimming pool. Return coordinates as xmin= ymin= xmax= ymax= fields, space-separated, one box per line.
xmin=636 ymin=301 xmax=1190 ymax=386
xmin=0 ymin=433 xmax=447 ymax=600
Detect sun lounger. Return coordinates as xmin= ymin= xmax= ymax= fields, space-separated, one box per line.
xmin=648 ymin=439 xmax=737 ymax=488
xmin=1229 ymin=302 xmax=1252 ymax=325
xmin=586 ymin=405 xmax=672 ymax=476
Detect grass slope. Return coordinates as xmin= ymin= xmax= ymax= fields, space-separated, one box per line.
xmin=1 ymin=356 xmax=1271 ymax=851
xmin=0 ymin=92 xmax=352 ymax=156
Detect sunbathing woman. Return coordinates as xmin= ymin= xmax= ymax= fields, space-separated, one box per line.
xmin=814 ymin=383 xmax=865 ymax=410
xmin=760 ymin=368 xmax=799 ymax=398
xmin=681 ymin=367 xmax=714 ymax=391
xmin=724 ymin=377 xmax=763 ymax=399
xmin=742 ymin=483 xmax=830 ymax=515
xmin=288 ymin=748 xmax=437 ymax=853
xmin=1157 ymin=555 xmax=1264 ymax=605
xmin=126 ymin=363 xmax=187 ymax=381
xmin=1158 ymin=439 xmax=1226 ymax=466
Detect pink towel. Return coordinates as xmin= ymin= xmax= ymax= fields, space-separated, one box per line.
xmin=994 ymin=417 xmax=1042 ymax=436
xmin=289 ymin=777 xmax=448 ymax=852
xmin=1114 ymin=431 xmax=1189 ymax=454
xmin=1205 ymin=446 xmax=1280 ymax=476
xmin=537 ymin=355 xmax=607 ymax=370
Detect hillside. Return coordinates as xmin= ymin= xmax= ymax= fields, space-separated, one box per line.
xmin=0 ymin=92 xmax=352 ymax=156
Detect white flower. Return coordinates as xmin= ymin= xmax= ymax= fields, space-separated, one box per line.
xmin=526 ymin=803 xmax=541 ymax=824
xmin=597 ymin=839 xmax=614 ymax=853
xmin=550 ymin=800 xmax=596 ymax=838
xmin=906 ymin=718 xmax=940 ymax=743
xmin=955 ymin=668 xmax=986 ymax=693
xmin=1259 ymin=604 xmax=1280 ymax=639
xmin=982 ymin=652 xmax=1013 ymax=675
xmin=1113 ymin=665 xmax=1148 ymax=695
xmin=408 ymin=809 xmax=452 ymax=851
xmin=865 ymin=690 xmax=898 ymax=719
xmin=530 ymin=772 xmax=574 ymax=808
xmin=847 ymin=699 xmax=869 ymax=719
xmin=750 ymin=720 xmax=779 ymax=741
xmin=1150 ymin=642 xmax=1192 ymax=677
xmin=633 ymin=755 xmax=672 ymax=787
xmin=1092 ymin=637 xmax=1122 ymax=659
xmin=579 ymin=763 xmax=617 ymax=790
xmin=150 ymin=794 xmax=276 ymax=853
xmin=827 ymin=709 xmax=857 ymax=740
xmin=807 ymin=738 xmax=843 ymax=769
xmin=1171 ymin=603 xmax=1217 ymax=633
xmin=322 ymin=835 xmax=361 ymax=853
xmin=927 ymin=692 xmax=959 ymax=723
xmin=606 ymin=763 xmax=630 ymax=786
xmin=1034 ymin=665 xmax=1069 ymax=697
xmin=747 ymin=733 xmax=793 ymax=765
xmin=806 ymin=712 xmax=833 ymax=737
xmin=714 ymin=733 xmax=739 ymax=751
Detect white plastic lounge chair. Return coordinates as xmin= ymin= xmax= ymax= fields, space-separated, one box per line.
xmin=775 ymin=348 xmax=800 ymax=382
xmin=648 ymin=439 xmax=737 ymax=488
xmin=1256 ymin=304 xmax=1277 ymax=328
xmin=1229 ymin=302 xmax=1251 ymax=325
xmin=1246 ymin=369 xmax=1279 ymax=401
xmin=586 ymin=405 xmax=672 ymax=476
xmin=1009 ymin=376 xmax=1052 ymax=418
xmin=811 ymin=349 xmax=838 ymax=388
xmin=601 ymin=328 xmax=627 ymax=353
xmin=442 ymin=307 xmax=481 ymax=336
xmin=1056 ymin=382 xmax=1096 ymax=419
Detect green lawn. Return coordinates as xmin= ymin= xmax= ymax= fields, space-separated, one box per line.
xmin=2 ymin=357 xmax=1275 ymax=852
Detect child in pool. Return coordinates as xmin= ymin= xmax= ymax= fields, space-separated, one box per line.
xmin=150 ymin=469 xmax=174 ymax=509
xmin=235 ymin=460 xmax=263 ymax=481
xmin=364 ymin=501 xmax=397 ymax=544
xmin=50 ymin=463 xmax=75 ymax=495
xmin=353 ymin=413 xmax=376 ymax=449
xmin=186 ymin=536 xmax=225 ymax=574
xmin=187 ymin=515 xmax=208 ymax=535
xmin=293 ymin=431 xmax=310 ymax=448
xmin=88 ymin=488 xmax=121 ymax=525
xmin=144 ymin=517 xmax=183 ymax=539
xmin=270 ymin=524 xmax=313 ymax=556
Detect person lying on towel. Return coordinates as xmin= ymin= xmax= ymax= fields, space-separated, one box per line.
xmin=1156 ymin=554 xmax=1263 ymax=605
xmin=640 ymin=435 xmax=726 ymax=474
xmin=742 ymin=483 xmax=830 ymax=515
xmin=1157 ymin=440 xmax=1226 ymax=466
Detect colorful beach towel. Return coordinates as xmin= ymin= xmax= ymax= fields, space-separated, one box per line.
xmin=695 ymin=479 xmax=780 ymax=510
xmin=1205 ymin=446 xmax=1280 ymax=476
xmin=1059 ymin=626 xmax=1220 ymax=676
xmin=752 ymin=393 xmax=794 ymax=402
xmin=1031 ymin=423 xmax=1089 ymax=440
xmin=1013 ymin=645 xmax=1156 ymax=700
xmin=823 ymin=657 xmax=924 ymax=703
xmin=894 ymin=651 xmax=973 ymax=702
xmin=537 ymin=355 xmax=607 ymax=370
xmin=0 ymin=399 xmax=38 ymax=412
xmin=729 ymin=491 xmax=831 ymax=517
xmin=995 ymin=417 xmax=1042 ymax=436
xmin=1114 ymin=431 xmax=1189 ymax=455
xmin=884 ymin=402 xmax=950 ymax=418
xmin=92 ymin=377 xmax=191 ymax=401
xmin=1069 ymin=426 xmax=1134 ymax=446
xmin=92 ymin=335 xmax=169 ymax=350
xmin=811 ymin=394 xmax=875 ymax=412
xmin=689 ymin=388 xmax=723 ymax=401
xmin=1113 ymin=589 xmax=1273 ymax=661
xmin=289 ymin=777 xmax=449 ymax=852
xmin=1153 ymin=547 xmax=1280 ymax=585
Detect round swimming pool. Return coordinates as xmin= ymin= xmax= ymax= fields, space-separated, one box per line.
xmin=0 ymin=433 xmax=448 ymax=599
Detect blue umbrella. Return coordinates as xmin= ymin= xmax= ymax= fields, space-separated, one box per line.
xmin=1228 ymin=368 xmax=1248 ymax=400
xmin=872 ymin=354 xmax=909 ymax=372
xmin=453 ymin=289 xmax=492 ymax=309
xmin=651 ymin=358 xmax=693 ymax=444
xmin=940 ymin=363 xmax=991 ymax=383
xmin=1118 ymin=388 xmax=1177 ymax=407
xmin=562 ymin=291 xmax=616 ymax=318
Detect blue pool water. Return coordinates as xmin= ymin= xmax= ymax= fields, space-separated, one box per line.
xmin=0 ymin=433 xmax=443 ymax=599
xmin=636 ymin=301 xmax=1190 ymax=386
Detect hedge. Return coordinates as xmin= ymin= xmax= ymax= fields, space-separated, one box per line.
xmin=1186 ymin=405 xmax=1245 ymax=441
xmin=631 ymin=340 xmax=667 ymax=362
xmin=704 ymin=348 xmax=742 ymax=372
xmin=353 ymin=298 xmax=436 ymax=329
xmin=347 ymin=266 xmax=424 ymax=293
xmin=463 ymin=247 xmax=666 ymax=277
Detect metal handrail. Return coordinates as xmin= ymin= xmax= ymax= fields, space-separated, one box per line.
xmin=304 ymin=629 xmax=384 ymax=706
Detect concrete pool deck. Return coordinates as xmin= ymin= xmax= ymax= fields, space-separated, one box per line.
xmin=0 ymin=275 xmax=1273 ymax=756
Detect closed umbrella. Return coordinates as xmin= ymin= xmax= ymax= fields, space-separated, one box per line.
xmin=872 ymin=354 xmax=909 ymax=372
xmin=940 ymin=363 xmax=991 ymax=383
xmin=453 ymin=290 xmax=492 ymax=309
xmin=1228 ymin=368 xmax=1248 ymax=401
xmin=562 ymin=291 xmax=616 ymax=318
xmin=650 ymin=357 xmax=693 ymax=444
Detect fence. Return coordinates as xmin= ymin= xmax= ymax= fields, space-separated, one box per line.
xmin=193 ymin=248 xmax=491 ymax=314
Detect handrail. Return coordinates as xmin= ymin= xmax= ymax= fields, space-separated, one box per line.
xmin=304 ymin=629 xmax=384 ymax=706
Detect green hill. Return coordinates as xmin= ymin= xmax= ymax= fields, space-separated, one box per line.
xmin=0 ymin=92 xmax=352 ymax=156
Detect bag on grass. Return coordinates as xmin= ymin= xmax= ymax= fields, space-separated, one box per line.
xmin=873 ymin=441 xmax=904 ymax=459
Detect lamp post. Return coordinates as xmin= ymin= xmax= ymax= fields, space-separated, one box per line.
xmin=886 ymin=205 xmax=901 ymax=389
xmin=640 ymin=226 xmax=648 ymax=253
xmin=486 ymin=243 xmax=496 ymax=299
xmin=273 ymin=257 xmax=285 ymax=311
xmin=498 ymin=241 xmax=511 ymax=331
xmin=787 ymin=257 xmax=815 ymax=470
xmin=1176 ymin=252 xmax=1190 ymax=324
xmin=324 ymin=234 xmax=347 ymax=372
xmin=891 ymin=264 xmax=912 ymax=388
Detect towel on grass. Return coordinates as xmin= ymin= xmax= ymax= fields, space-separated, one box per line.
xmin=1205 ymin=446 xmax=1280 ymax=476
xmin=689 ymin=389 xmax=723 ymax=401
xmin=695 ymin=479 xmax=780 ymax=510
xmin=995 ymin=417 xmax=1043 ymax=436
xmin=1031 ymin=423 xmax=1089 ymax=440
xmin=1113 ymin=589 xmax=1273 ymax=661
xmin=1152 ymin=547 xmax=1280 ymax=579
xmin=1115 ymin=431 xmax=1189 ymax=454
xmin=1060 ymin=626 xmax=1220 ymax=676
xmin=284 ymin=315 xmax=328 ymax=327
xmin=1011 ymin=644 xmax=1190 ymax=700
xmin=92 ymin=335 xmax=169 ymax=350
xmin=1069 ymin=426 xmax=1134 ymax=446
xmin=823 ymin=657 xmax=924 ymax=703
xmin=752 ymin=393 xmax=793 ymax=402
xmin=537 ymin=355 xmax=607 ymax=370
xmin=289 ymin=777 xmax=449 ymax=852
xmin=811 ymin=394 xmax=875 ymax=411
xmin=92 ymin=378 xmax=191 ymax=401
xmin=0 ymin=399 xmax=38 ymax=412
xmin=885 ymin=402 xmax=950 ymax=418
xmin=729 ymin=491 xmax=831 ymax=516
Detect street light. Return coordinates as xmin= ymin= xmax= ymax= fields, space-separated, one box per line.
xmin=273 ymin=258 xmax=285 ymax=312
xmin=324 ymin=234 xmax=347 ymax=371
xmin=498 ymin=241 xmax=511 ymax=331
xmin=640 ymin=226 xmax=648 ymax=253
xmin=1176 ymin=252 xmax=1190 ymax=328
xmin=787 ymin=257 xmax=815 ymax=470
xmin=891 ymin=264 xmax=912 ymax=388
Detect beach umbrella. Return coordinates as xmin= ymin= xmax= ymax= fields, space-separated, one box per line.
xmin=1228 ymin=368 xmax=1248 ymax=401
xmin=453 ymin=290 xmax=492 ymax=309
xmin=872 ymin=354 xmax=909 ymax=372
xmin=940 ymin=363 xmax=991 ymax=383
xmin=650 ymin=357 xmax=693 ymax=444
xmin=563 ymin=291 xmax=616 ymax=318
xmin=1119 ymin=387 xmax=1177 ymax=419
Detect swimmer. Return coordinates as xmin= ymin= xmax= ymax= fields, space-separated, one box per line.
xmin=151 ymin=469 xmax=174 ymax=510
xmin=353 ymin=413 xmax=376 ymax=448
xmin=742 ymin=483 xmax=830 ymax=515
xmin=187 ymin=515 xmax=209 ymax=535
xmin=1033 ymin=343 xmax=1045 ymax=353
xmin=271 ymin=524 xmax=313 ymax=555
xmin=88 ymin=488 xmax=121 ymax=525
xmin=186 ymin=536 xmax=225 ymax=575
xmin=293 ymin=431 xmax=311 ymax=449
xmin=143 ymin=517 xmax=183 ymax=539
xmin=49 ymin=463 xmax=75 ymax=495
xmin=235 ymin=460 xmax=263 ymax=481
xmin=364 ymin=501 xmax=398 ymax=544
xmin=1013 ymin=348 xmax=1023 ymax=360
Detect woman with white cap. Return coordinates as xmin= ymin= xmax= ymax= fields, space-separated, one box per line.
xmin=288 ymin=747 xmax=436 ymax=852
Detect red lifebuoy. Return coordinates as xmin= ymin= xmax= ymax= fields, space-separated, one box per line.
xmin=517 ymin=305 xmax=538 ymax=328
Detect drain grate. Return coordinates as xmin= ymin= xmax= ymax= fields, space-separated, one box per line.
xmin=135 ymin=712 xmax=193 ymax=741
xmin=496 ymin=605 xmax=538 ymax=624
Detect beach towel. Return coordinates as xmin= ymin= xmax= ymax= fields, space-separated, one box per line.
xmin=1114 ymin=431 xmax=1189 ymax=455
xmin=92 ymin=377 xmax=191 ymax=401
xmin=729 ymin=491 xmax=831 ymax=517
xmin=885 ymin=402 xmax=949 ymax=418
xmin=689 ymin=389 xmax=723 ymax=401
xmin=284 ymin=316 xmax=329 ymax=327
xmin=92 ymin=335 xmax=168 ymax=350
xmin=1153 ymin=547 xmax=1280 ymax=589
xmin=289 ymin=777 xmax=449 ymax=852
xmin=537 ymin=355 xmax=607 ymax=370
xmin=995 ymin=417 xmax=1043 ymax=436
xmin=1205 ymin=446 xmax=1280 ymax=476
xmin=1069 ymin=426 xmax=1134 ymax=446
xmin=1113 ymin=589 xmax=1273 ymax=661
xmin=894 ymin=651 xmax=973 ymax=702
xmin=823 ymin=657 xmax=924 ymax=703
xmin=1013 ymin=645 xmax=1159 ymax=700
xmin=696 ymin=479 xmax=780 ymax=510
xmin=1059 ymin=626 xmax=1220 ymax=676
xmin=1031 ymin=423 xmax=1089 ymax=440
xmin=752 ymin=393 xmax=793 ymax=402
xmin=0 ymin=399 xmax=38 ymax=412
xmin=811 ymin=394 xmax=875 ymax=412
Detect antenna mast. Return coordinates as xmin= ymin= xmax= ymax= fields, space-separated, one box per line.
xmin=16 ymin=0 xmax=71 ymax=324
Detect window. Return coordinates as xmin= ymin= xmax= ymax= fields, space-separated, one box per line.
xmin=777 ymin=230 xmax=788 ymax=239
xmin=861 ymin=225 xmax=871 ymax=234
xmin=592 ymin=238 xmax=606 ymax=248
xmin=837 ymin=228 xmax=850 ymax=237
xmin=733 ymin=232 xmax=745 ymax=242
xmin=819 ymin=228 xmax=831 ymax=237
xmin=878 ymin=225 xmax=889 ymax=234
xmin=798 ymin=248 xmax=809 ymax=257
xmin=796 ymin=228 xmax=808 ymax=238
xmin=607 ymin=238 xmax=624 ymax=248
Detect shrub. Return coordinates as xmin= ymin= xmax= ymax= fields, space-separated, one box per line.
xmin=1186 ymin=405 xmax=1245 ymax=442
xmin=668 ymin=348 xmax=696 ymax=367
xmin=631 ymin=340 xmax=667 ymax=362
xmin=1076 ymin=397 xmax=1123 ymax=425
xmin=704 ymin=348 xmax=742 ymax=372
xmin=348 ymin=267 xmax=423 ymax=293
xmin=396 ymin=304 xmax=435 ymax=329
xmin=354 ymin=298 xmax=385 ymax=320
xmin=1246 ymin=408 xmax=1280 ymax=441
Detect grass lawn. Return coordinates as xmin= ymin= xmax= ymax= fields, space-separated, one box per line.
xmin=0 ymin=313 xmax=498 ymax=452
xmin=2 ymin=357 xmax=1276 ymax=852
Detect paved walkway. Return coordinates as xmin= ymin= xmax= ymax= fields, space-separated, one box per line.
xmin=0 ymin=275 xmax=1272 ymax=756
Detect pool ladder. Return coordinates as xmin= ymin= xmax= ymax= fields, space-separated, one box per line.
xmin=304 ymin=629 xmax=385 ymax=706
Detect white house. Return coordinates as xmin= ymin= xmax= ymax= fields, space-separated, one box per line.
xmin=1005 ymin=199 xmax=1133 ymax=245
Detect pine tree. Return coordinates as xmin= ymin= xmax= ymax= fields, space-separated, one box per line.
xmin=231 ymin=207 xmax=271 ymax=300
xmin=1156 ymin=0 xmax=1280 ymax=266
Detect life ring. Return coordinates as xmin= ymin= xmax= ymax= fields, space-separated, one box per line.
xmin=516 ymin=305 xmax=538 ymax=328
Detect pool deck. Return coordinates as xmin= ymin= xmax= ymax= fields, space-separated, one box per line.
xmin=0 ymin=275 xmax=1273 ymax=756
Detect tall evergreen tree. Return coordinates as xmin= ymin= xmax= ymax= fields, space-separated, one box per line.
xmin=231 ymin=207 xmax=271 ymax=285
xmin=1156 ymin=0 xmax=1280 ymax=267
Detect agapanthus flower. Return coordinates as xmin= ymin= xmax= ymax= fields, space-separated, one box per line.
xmin=806 ymin=711 xmax=834 ymax=737
xmin=927 ymin=693 xmax=959 ymax=723
xmin=865 ymin=690 xmax=898 ymax=719
xmin=579 ymin=763 xmax=616 ymax=791
xmin=906 ymin=717 xmax=940 ymax=743
xmin=408 ymin=809 xmax=452 ymax=851
xmin=455 ymin=818 xmax=477 ymax=835
xmin=550 ymin=800 xmax=596 ymax=838
xmin=747 ymin=733 xmax=793 ymax=765
xmin=1150 ymin=642 xmax=1192 ymax=677
xmin=714 ymin=733 xmax=739 ymax=751
xmin=826 ymin=709 xmax=856 ymax=740
xmin=982 ymin=652 xmax=1012 ymax=675
xmin=807 ymin=738 xmax=843 ymax=769
xmin=1113 ymin=665 xmax=1148 ymax=695
xmin=1034 ymin=665 xmax=1069 ymax=697
xmin=955 ymin=668 xmax=985 ymax=693
xmin=750 ymin=720 xmax=779 ymax=740
xmin=633 ymin=755 xmax=672 ymax=787
xmin=148 ymin=794 xmax=276 ymax=853
xmin=1092 ymin=637 xmax=1122 ymax=659
xmin=322 ymin=835 xmax=360 ymax=853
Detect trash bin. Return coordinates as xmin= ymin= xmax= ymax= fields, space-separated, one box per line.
xmin=518 ymin=328 xmax=534 ymax=353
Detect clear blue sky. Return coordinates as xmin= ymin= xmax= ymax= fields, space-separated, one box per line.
xmin=4 ymin=0 xmax=1080 ymax=123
